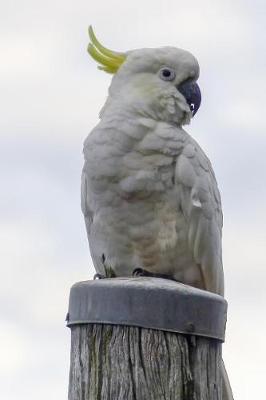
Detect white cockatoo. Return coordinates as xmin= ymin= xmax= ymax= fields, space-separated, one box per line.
xmin=81 ymin=27 xmax=233 ymax=399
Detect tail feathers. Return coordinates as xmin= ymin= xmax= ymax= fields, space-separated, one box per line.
xmin=221 ymin=359 xmax=234 ymax=400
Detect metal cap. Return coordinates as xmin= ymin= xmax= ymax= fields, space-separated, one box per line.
xmin=67 ymin=277 xmax=227 ymax=342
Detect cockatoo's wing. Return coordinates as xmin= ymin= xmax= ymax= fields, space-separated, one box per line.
xmin=175 ymin=139 xmax=224 ymax=295
xmin=81 ymin=170 xmax=93 ymax=239
xmin=81 ymin=166 xmax=104 ymax=274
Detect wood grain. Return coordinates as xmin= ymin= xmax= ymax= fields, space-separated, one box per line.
xmin=68 ymin=324 xmax=222 ymax=400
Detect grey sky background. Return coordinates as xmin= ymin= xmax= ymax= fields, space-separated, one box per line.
xmin=1 ymin=1 xmax=265 ymax=399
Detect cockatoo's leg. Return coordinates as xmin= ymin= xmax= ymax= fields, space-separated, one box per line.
xmin=132 ymin=268 xmax=179 ymax=282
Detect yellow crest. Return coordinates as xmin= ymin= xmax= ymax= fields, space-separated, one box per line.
xmin=87 ymin=26 xmax=127 ymax=74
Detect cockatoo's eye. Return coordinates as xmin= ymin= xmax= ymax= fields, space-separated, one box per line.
xmin=159 ymin=67 xmax=176 ymax=81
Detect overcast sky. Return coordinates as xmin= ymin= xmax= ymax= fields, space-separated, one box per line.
xmin=1 ymin=1 xmax=266 ymax=399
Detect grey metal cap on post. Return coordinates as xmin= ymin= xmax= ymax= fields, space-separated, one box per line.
xmin=67 ymin=277 xmax=227 ymax=342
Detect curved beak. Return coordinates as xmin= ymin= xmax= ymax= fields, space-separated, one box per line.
xmin=177 ymin=81 xmax=201 ymax=117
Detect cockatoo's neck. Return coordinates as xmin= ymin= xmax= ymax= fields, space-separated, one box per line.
xmin=100 ymin=80 xmax=192 ymax=127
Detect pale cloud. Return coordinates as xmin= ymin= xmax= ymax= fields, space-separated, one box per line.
xmin=0 ymin=322 xmax=29 ymax=375
xmin=0 ymin=33 xmax=58 ymax=80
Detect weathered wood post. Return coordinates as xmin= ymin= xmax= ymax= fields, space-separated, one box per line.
xmin=67 ymin=277 xmax=227 ymax=400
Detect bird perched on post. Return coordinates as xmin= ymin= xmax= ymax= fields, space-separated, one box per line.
xmin=81 ymin=27 xmax=233 ymax=399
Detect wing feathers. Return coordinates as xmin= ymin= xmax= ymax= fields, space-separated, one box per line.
xmin=176 ymin=141 xmax=224 ymax=295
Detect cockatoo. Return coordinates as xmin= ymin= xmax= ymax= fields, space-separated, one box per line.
xmin=81 ymin=27 xmax=233 ymax=399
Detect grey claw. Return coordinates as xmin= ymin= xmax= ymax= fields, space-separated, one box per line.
xmin=132 ymin=268 xmax=145 ymax=277
xmin=93 ymin=273 xmax=106 ymax=280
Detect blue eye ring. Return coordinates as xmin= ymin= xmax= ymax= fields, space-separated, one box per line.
xmin=159 ymin=67 xmax=176 ymax=81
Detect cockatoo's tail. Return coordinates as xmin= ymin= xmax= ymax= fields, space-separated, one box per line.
xmin=87 ymin=26 xmax=127 ymax=73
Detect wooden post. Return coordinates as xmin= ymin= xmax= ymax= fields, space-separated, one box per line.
xmin=67 ymin=278 xmax=227 ymax=400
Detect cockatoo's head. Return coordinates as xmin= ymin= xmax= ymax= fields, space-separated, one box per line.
xmin=88 ymin=27 xmax=201 ymax=126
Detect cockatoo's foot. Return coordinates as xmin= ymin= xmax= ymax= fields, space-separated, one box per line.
xmin=93 ymin=273 xmax=106 ymax=280
xmin=132 ymin=268 xmax=179 ymax=282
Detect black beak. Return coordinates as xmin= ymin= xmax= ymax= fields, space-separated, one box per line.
xmin=177 ymin=81 xmax=201 ymax=117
